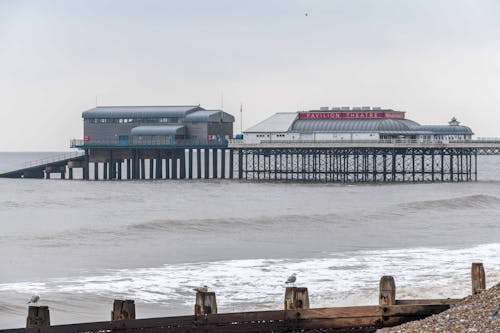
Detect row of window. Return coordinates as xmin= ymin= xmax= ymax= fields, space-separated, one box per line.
xmin=85 ymin=117 xmax=179 ymax=124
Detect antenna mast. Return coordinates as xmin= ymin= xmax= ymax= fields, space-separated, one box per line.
xmin=240 ymin=103 xmax=243 ymax=133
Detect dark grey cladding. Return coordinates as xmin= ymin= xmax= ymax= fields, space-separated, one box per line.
xmin=292 ymin=118 xmax=421 ymax=133
xmin=82 ymin=106 xmax=203 ymax=118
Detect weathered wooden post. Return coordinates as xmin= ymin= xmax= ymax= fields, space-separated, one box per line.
xmin=379 ymin=276 xmax=396 ymax=306
xmin=471 ymin=263 xmax=486 ymax=295
xmin=26 ymin=306 xmax=50 ymax=328
xmin=284 ymin=287 xmax=310 ymax=310
xmin=194 ymin=291 xmax=217 ymax=315
xmin=111 ymin=300 xmax=136 ymax=320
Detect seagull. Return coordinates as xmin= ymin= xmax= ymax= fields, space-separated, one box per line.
xmin=285 ymin=273 xmax=297 ymax=286
xmin=27 ymin=295 xmax=40 ymax=305
xmin=193 ymin=285 xmax=208 ymax=293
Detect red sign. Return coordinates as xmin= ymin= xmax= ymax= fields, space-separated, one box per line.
xmin=84 ymin=135 xmax=90 ymax=141
xmin=298 ymin=112 xmax=405 ymax=120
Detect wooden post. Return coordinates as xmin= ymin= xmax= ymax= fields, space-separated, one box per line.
xmin=284 ymin=287 xmax=310 ymax=310
xmin=194 ymin=291 xmax=217 ymax=315
xmin=111 ymin=300 xmax=136 ymax=320
xmin=471 ymin=263 xmax=486 ymax=295
xmin=379 ymin=276 xmax=396 ymax=306
xmin=26 ymin=306 xmax=50 ymax=328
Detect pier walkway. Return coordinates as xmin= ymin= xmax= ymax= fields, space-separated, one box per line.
xmin=0 ymin=152 xmax=85 ymax=179
xmin=1 ymin=140 xmax=500 ymax=181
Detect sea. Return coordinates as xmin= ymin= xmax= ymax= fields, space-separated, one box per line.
xmin=0 ymin=152 xmax=499 ymax=329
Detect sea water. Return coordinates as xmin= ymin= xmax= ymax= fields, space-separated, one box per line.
xmin=0 ymin=152 xmax=499 ymax=328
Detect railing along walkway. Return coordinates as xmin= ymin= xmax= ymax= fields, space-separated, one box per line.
xmin=23 ymin=151 xmax=85 ymax=169
xmin=229 ymin=139 xmax=500 ymax=149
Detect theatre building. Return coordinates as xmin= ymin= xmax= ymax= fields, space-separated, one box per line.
xmin=243 ymin=107 xmax=473 ymax=144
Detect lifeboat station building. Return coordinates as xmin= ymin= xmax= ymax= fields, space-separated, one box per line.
xmin=68 ymin=105 xmax=235 ymax=180
xmin=243 ymin=107 xmax=473 ymax=144
xmin=80 ymin=105 xmax=234 ymax=146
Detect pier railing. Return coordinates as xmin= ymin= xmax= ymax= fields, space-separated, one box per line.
xmin=23 ymin=151 xmax=85 ymax=169
xmin=70 ymin=138 xmax=229 ymax=148
xmin=228 ymin=138 xmax=500 ymax=148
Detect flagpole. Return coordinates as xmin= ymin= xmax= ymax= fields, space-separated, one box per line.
xmin=240 ymin=104 xmax=243 ymax=134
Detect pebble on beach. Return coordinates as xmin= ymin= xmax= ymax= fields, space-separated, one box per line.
xmin=377 ymin=285 xmax=500 ymax=333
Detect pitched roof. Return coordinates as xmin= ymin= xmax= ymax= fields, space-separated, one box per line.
xmin=82 ymin=106 xmax=203 ymax=118
xmin=245 ymin=113 xmax=298 ymax=133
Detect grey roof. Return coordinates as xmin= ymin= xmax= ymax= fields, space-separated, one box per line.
xmin=184 ymin=110 xmax=235 ymax=123
xmin=245 ymin=113 xmax=298 ymax=133
xmin=130 ymin=125 xmax=186 ymax=136
xmin=82 ymin=106 xmax=203 ymax=118
xmin=415 ymin=125 xmax=474 ymax=135
xmin=292 ymin=118 xmax=421 ymax=133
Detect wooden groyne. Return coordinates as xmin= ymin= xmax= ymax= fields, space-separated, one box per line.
xmin=1 ymin=263 xmax=487 ymax=333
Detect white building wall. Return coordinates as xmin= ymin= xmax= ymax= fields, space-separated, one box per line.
xmin=352 ymin=133 xmax=379 ymax=140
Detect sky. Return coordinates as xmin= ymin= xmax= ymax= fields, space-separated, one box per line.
xmin=1 ymin=0 xmax=500 ymax=151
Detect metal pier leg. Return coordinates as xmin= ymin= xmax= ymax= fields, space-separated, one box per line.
xmin=197 ymin=149 xmax=202 ymax=179
xmin=212 ymin=149 xmax=218 ymax=179
xmin=156 ymin=153 xmax=162 ymax=179
xmin=238 ymin=149 xmax=243 ymax=179
xmin=412 ymin=151 xmax=415 ymax=182
xmin=450 ymin=151 xmax=454 ymax=182
xmin=109 ymin=151 xmax=115 ymax=180
xmin=103 ymin=162 xmax=108 ymax=180
xmin=431 ymin=152 xmax=435 ymax=182
xmin=180 ymin=150 xmax=186 ymax=179
xmin=94 ymin=162 xmax=99 ymax=180
xmin=441 ymin=152 xmax=444 ymax=181
xmin=172 ymin=155 xmax=178 ymax=179
xmin=383 ymin=154 xmax=387 ymax=182
xmin=221 ymin=149 xmax=226 ymax=179
xmin=244 ymin=150 xmax=248 ymax=180
xmin=391 ymin=151 xmax=396 ymax=182
xmin=421 ymin=153 xmax=425 ymax=181
xmin=188 ymin=149 xmax=193 ymax=179
xmin=140 ymin=159 xmax=146 ymax=180
xmin=204 ymin=149 xmax=210 ymax=179
xmin=474 ymin=151 xmax=478 ymax=181
xmin=165 ymin=155 xmax=170 ymax=180
xmin=126 ymin=159 xmax=131 ymax=180
xmin=229 ymin=149 xmax=234 ymax=179
xmin=83 ymin=150 xmax=90 ymax=180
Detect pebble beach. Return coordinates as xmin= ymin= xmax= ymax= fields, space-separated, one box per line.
xmin=377 ymin=284 xmax=500 ymax=333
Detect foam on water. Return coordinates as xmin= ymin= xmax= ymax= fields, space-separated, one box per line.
xmin=1 ymin=243 xmax=498 ymax=315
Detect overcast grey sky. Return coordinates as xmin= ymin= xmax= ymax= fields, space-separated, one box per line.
xmin=1 ymin=0 xmax=499 ymax=151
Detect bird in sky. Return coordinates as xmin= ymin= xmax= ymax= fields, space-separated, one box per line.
xmin=27 ymin=295 xmax=40 ymax=305
xmin=285 ymin=273 xmax=297 ymax=286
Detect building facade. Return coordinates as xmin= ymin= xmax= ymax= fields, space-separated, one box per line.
xmin=81 ymin=105 xmax=234 ymax=146
xmin=243 ymin=107 xmax=473 ymax=144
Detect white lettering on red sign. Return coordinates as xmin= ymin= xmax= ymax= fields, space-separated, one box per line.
xmin=298 ymin=112 xmax=405 ymax=119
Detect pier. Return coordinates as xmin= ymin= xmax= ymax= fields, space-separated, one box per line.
xmin=1 ymin=140 xmax=500 ymax=182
